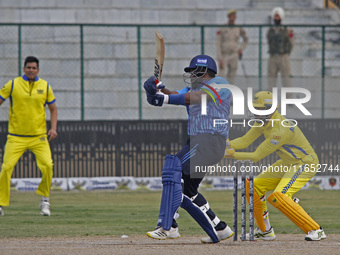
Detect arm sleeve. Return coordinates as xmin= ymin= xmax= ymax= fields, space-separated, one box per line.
xmin=230 ymin=127 xmax=263 ymax=150
xmin=0 ymin=80 xmax=13 ymax=101
xmin=240 ymin=28 xmax=248 ymax=51
xmin=47 ymin=84 xmax=56 ymax=104
xmin=176 ymin=87 xmax=190 ymax=95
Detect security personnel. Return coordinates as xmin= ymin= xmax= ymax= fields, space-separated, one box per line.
xmin=225 ymin=91 xmax=326 ymax=241
xmin=217 ymin=9 xmax=248 ymax=84
xmin=267 ymin=7 xmax=294 ymax=90
xmin=0 ymin=56 xmax=57 ymax=217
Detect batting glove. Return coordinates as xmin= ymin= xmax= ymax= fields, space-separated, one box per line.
xmin=144 ymin=76 xmax=165 ymax=95
xmin=147 ymin=93 xmax=164 ymax=107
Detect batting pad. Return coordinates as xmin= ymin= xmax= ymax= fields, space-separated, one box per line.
xmin=246 ymin=179 xmax=266 ymax=232
xmin=158 ymin=155 xmax=183 ymax=231
xmin=268 ymin=191 xmax=320 ymax=234
xmin=181 ymin=195 xmax=219 ymax=243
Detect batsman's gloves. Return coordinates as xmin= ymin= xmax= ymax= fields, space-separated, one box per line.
xmin=144 ymin=76 xmax=165 ymax=95
xmin=147 ymin=92 xmax=164 ymax=107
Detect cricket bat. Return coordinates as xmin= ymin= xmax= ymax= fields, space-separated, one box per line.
xmin=154 ymin=31 xmax=165 ymax=88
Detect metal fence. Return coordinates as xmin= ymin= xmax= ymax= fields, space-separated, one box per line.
xmin=0 ymin=24 xmax=339 ymax=121
xmin=1 ymin=120 xmax=339 ymax=178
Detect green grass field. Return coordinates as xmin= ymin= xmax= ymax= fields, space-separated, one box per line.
xmin=0 ymin=189 xmax=339 ymax=238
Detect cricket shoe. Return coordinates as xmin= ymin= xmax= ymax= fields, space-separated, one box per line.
xmin=40 ymin=201 xmax=51 ymax=216
xmin=246 ymin=227 xmax=276 ymax=241
xmin=305 ymin=227 xmax=326 ymax=241
xmin=201 ymin=225 xmax=234 ymax=243
xmin=147 ymin=226 xmax=181 ymax=240
xmin=0 ymin=206 xmax=4 ymax=216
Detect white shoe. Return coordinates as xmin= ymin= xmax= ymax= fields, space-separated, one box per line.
xmin=40 ymin=201 xmax=51 ymax=216
xmin=246 ymin=227 xmax=276 ymax=241
xmin=147 ymin=227 xmax=181 ymax=240
xmin=201 ymin=225 xmax=234 ymax=243
xmin=305 ymin=228 xmax=326 ymax=241
xmin=0 ymin=206 xmax=4 ymax=216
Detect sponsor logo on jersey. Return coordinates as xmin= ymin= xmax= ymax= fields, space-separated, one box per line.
xmin=37 ymin=89 xmax=44 ymax=94
xmin=270 ymin=139 xmax=279 ymax=145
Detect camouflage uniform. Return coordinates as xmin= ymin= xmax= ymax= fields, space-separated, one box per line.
xmin=267 ymin=26 xmax=294 ymax=89
xmin=217 ymin=26 xmax=248 ymax=84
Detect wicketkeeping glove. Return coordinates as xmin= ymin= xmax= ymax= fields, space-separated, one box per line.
xmin=143 ymin=76 xmax=165 ymax=95
xmin=225 ymin=138 xmax=235 ymax=157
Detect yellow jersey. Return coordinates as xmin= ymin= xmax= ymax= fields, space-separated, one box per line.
xmin=0 ymin=75 xmax=56 ymax=136
xmin=230 ymin=111 xmax=317 ymax=164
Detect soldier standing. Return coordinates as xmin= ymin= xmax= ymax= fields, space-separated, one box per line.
xmin=267 ymin=7 xmax=294 ymax=90
xmin=217 ymin=9 xmax=248 ymax=84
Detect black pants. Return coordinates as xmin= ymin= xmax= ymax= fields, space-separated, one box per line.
xmin=176 ymin=133 xmax=226 ymax=198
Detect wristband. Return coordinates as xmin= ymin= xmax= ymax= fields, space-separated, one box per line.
xmin=168 ymin=94 xmax=186 ymax=105
xmin=163 ymin=94 xmax=169 ymax=104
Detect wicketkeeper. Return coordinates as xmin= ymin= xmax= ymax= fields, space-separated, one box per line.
xmin=225 ymin=91 xmax=326 ymax=241
xmin=144 ymin=55 xmax=234 ymax=243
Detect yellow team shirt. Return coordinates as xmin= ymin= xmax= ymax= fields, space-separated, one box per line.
xmin=230 ymin=111 xmax=317 ymax=164
xmin=0 ymin=75 xmax=56 ymax=136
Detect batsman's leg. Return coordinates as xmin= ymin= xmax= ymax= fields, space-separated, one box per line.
xmin=181 ymin=175 xmax=233 ymax=243
xmin=147 ymin=154 xmax=182 ymax=240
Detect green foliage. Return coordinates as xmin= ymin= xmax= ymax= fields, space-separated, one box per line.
xmin=0 ymin=189 xmax=339 ymax=238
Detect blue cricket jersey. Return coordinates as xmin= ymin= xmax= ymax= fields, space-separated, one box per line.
xmin=177 ymin=77 xmax=231 ymax=138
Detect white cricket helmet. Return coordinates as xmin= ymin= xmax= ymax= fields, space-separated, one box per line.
xmin=271 ymin=7 xmax=285 ymax=20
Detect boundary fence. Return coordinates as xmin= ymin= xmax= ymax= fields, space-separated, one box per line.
xmin=0 ymin=120 xmax=339 ymax=178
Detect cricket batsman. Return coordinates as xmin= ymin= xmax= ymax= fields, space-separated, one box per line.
xmin=144 ymin=55 xmax=234 ymax=243
xmin=225 ymin=91 xmax=326 ymax=241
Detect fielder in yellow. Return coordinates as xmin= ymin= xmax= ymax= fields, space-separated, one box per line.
xmin=0 ymin=56 xmax=58 ymax=216
xmin=225 ymin=91 xmax=326 ymax=241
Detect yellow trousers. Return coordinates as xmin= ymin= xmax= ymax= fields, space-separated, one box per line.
xmin=254 ymin=155 xmax=318 ymax=218
xmin=0 ymin=135 xmax=53 ymax=206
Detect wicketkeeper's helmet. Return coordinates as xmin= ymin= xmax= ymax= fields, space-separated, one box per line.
xmin=253 ymin=91 xmax=276 ymax=109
